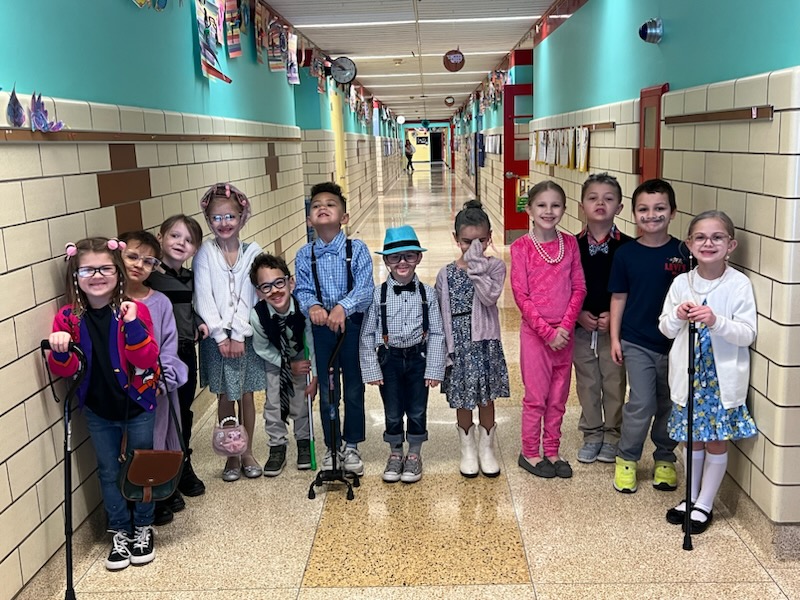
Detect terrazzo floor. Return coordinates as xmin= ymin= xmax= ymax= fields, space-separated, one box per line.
xmin=17 ymin=164 xmax=800 ymax=599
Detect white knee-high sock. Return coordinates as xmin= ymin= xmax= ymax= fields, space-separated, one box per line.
xmin=676 ymin=447 xmax=705 ymax=512
xmin=694 ymin=451 xmax=728 ymax=520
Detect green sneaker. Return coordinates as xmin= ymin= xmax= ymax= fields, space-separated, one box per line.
xmin=614 ymin=457 xmax=638 ymax=493
xmin=653 ymin=461 xmax=678 ymax=491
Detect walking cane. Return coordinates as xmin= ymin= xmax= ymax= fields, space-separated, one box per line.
xmin=303 ymin=333 xmax=317 ymax=471
xmin=683 ymin=264 xmax=696 ymax=551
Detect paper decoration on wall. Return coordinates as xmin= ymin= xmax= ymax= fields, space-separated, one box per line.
xmin=286 ymin=33 xmax=300 ymax=84
xmin=267 ymin=15 xmax=286 ymax=71
xmin=196 ymin=0 xmax=232 ymax=83
xmin=6 ymin=85 xmax=25 ymax=128
xmin=225 ymin=0 xmax=242 ymax=57
xmin=558 ymin=130 xmax=569 ymax=167
xmin=30 ymin=93 xmax=64 ymax=132
xmin=239 ymin=0 xmax=250 ymax=34
xmin=131 ymin=0 xmax=150 ymax=7
xmin=568 ymin=128 xmax=576 ymax=169
xmin=577 ymin=127 xmax=590 ymax=172
xmin=254 ymin=1 xmax=266 ymax=64
xmin=310 ymin=50 xmax=326 ymax=93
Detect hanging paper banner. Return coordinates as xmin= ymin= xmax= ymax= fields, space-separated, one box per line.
xmin=240 ymin=0 xmax=250 ymax=35
xmin=267 ymin=15 xmax=286 ymax=71
xmin=225 ymin=0 xmax=242 ymax=57
xmin=286 ymin=33 xmax=300 ymax=85
xmin=196 ymin=0 xmax=232 ymax=83
xmin=254 ymin=1 xmax=266 ymax=64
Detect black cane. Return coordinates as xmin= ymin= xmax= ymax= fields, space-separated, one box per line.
xmin=683 ymin=303 xmax=696 ymax=551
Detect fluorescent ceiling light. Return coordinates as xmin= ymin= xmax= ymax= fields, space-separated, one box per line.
xmin=299 ymin=16 xmax=537 ymax=28
xmin=368 ymin=82 xmax=480 ymax=88
xmin=348 ymin=50 xmax=507 ymax=60
xmin=357 ymin=71 xmax=491 ymax=79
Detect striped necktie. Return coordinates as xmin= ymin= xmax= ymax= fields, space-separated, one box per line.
xmin=276 ymin=316 xmax=295 ymax=423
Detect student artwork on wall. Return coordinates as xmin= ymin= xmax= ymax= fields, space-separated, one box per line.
xmin=558 ymin=129 xmax=569 ymax=167
xmin=225 ymin=0 xmax=242 ymax=57
xmin=577 ymin=127 xmax=590 ymax=172
xmin=267 ymin=15 xmax=286 ymax=72
xmin=196 ymin=0 xmax=231 ymax=83
xmin=286 ymin=32 xmax=300 ymax=84
xmin=254 ymin=1 xmax=267 ymax=64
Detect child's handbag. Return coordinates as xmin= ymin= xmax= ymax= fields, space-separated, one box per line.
xmin=211 ymin=416 xmax=249 ymax=457
xmin=118 ymin=359 xmax=185 ymax=503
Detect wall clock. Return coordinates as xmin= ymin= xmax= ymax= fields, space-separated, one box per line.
xmin=330 ymin=57 xmax=357 ymax=84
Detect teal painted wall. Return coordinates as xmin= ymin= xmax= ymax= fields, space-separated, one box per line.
xmin=332 ymin=86 xmax=369 ymax=135
xmin=534 ymin=0 xmax=800 ymax=118
xmin=482 ymin=102 xmax=502 ymax=131
xmin=0 ymin=0 xmax=296 ymax=124
xmin=295 ymin=69 xmax=331 ymax=131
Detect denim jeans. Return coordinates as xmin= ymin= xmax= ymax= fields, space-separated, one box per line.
xmin=84 ymin=406 xmax=155 ymax=532
xmin=313 ymin=315 xmax=366 ymax=449
xmin=379 ymin=345 xmax=429 ymax=446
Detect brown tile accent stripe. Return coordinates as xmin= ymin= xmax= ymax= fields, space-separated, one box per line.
xmin=265 ymin=155 xmax=279 ymax=190
xmin=268 ymin=142 xmax=275 ymax=156
xmin=109 ymin=144 xmax=137 ymax=170
xmin=274 ymin=237 xmax=282 ymax=258
xmin=98 ymin=170 xmax=152 ymax=207
xmin=0 ymin=129 xmax=300 ymax=144
xmin=115 ymin=202 xmax=144 ymax=234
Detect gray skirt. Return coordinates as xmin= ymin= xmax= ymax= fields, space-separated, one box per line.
xmin=199 ymin=336 xmax=266 ymax=401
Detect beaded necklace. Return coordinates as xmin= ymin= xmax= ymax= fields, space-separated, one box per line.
xmin=687 ymin=266 xmax=727 ymax=304
xmin=528 ymin=230 xmax=565 ymax=264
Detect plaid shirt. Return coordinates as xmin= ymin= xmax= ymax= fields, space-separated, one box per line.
xmin=359 ymin=275 xmax=447 ymax=384
xmin=295 ymin=231 xmax=374 ymax=317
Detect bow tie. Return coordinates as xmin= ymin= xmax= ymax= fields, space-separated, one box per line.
xmin=588 ymin=241 xmax=609 ymax=256
xmin=314 ymin=242 xmax=338 ymax=257
xmin=393 ymin=281 xmax=417 ymax=295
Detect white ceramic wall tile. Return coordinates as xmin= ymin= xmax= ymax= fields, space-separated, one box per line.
xmin=177 ymin=144 xmax=195 ymax=165
xmin=62 ymin=174 xmax=100 ymax=214
xmin=771 ymin=281 xmax=800 ymax=325
xmin=752 ymin=386 xmax=800 ymax=444
xmin=30 ymin=259 xmax=64 ymax=305
xmin=0 ymin=145 xmax=42 ymax=182
xmin=193 ymin=143 xmax=209 ymax=163
xmin=197 ymin=115 xmax=214 ymax=135
xmin=745 ymin=193 xmax=777 ymax=237
xmin=749 ymin=114 xmax=781 ymax=154
xmin=83 ymin=206 xmax=118 ymax=237
xmin=0 ymin=182 xmax=27 ymax=227
xmin=775 ymin=198 xmax=800 ymax=242
xmin=731 ymin=154 xmax=765 ymax=193
xmin=691 ymin=185 xmax=717 ymax=214
xmin=150 ymin=167 xmax=171 ymax=196
xmin=162 ymin=193 xmax=182 ymax=219
xmin=779 ymin=110 xmax=800 ymax=154
xmin=707 ymin=81 xmax=735 ymax=111
xmin=52 ymin=99 xmax=92 ymax=130
xmin=88 ymin=102 xmax=120 ymax=132
xmin=4 ymin=222 xmax=51 ymax=270
xmin=694 ymin=124 xmax=720 ymax=151
xmin=140 ymin=197 xmax=164 ymax=230
xmin=681 ymin=151 xmax=706 ymax=184
xmin=768 ymin=363 xmax=800 ymax=407
xmin=143 ymin=109 xmax=166 ymax=134
xmin=48 ymin=213 xmax=87 ymax=259
xmin=704 ymin=152 xmax=732 ymax=188
xmin=764 ymin=154 xmax=800 ymax=198
xmin=134 ymin=144 xmax=159 ymax=168
xmin=719 ymin=122 xmax=751 ymax=152
xmin=39 ymin=144 xmax=80 ymax=177
xmin=169 ymin=165 xmax=190 ymax=193
xmin=0 ymin=489 xmax=40 ymax=561
xmin=212 ymin=117 xmax=226 ymax=135
xmin=119 ymin=107 xmax=145 ymax=133
xmin=77 ymin=144 xmax=111 ymax=173
xmin=673 ymin=125 xmax=695 ymax=150
xmin=157 ymin=144 xmax=178 ymax=166
xmin=761 ymin=236 xmax=800 ymax=283
xmin=182 ymin=114 xmax=200 ymax=134
xmin=19 ymin=509 xmax=63 ymax=584
xmin=768 ymin=66 xmax=800 ymax=110
xmin=683 ymin=87 xmax=707 ymax=113
xmin=21 ymin=177 xmax=66 ymax=221
xmin=7 ymin=431 xmax=56 ymax=499
xmin=733 ymin=229 xmax=761 ymax=272
xmin=734 ymin=73 xmax=769 ymax=108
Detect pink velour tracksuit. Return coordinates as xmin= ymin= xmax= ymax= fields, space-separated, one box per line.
xmin=510 ymin=234 xmax=586 ymax=458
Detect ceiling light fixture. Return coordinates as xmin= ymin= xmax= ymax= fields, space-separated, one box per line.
xmin=347 ymin=50 xmax=507 ymax=60
xmin=298 ymin=15 xmax=537 ymax=28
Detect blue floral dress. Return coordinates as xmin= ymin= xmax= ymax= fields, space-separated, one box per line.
xmin=668 ymin=318 xmax=757 ymax=442
xmin=441 ymin=264 xmax=509 ymax=409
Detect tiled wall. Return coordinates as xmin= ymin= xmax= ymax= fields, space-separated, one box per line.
xmin=300 ymin=129 xmax=336 ymax=199
xmin=345 ymin=133 xmax=379 ymax=225
xmin=454 ymin=133 xmax=476 ymax=195
xmin=375 ymin=138 xmax=403 ymax=194
xmin=528 ymin=66 xmax=800 ymax=526
xmin=478 ymin=126 xmax=504 ymax=232
xmin=0 ymin=94 xmax=305 ymax=598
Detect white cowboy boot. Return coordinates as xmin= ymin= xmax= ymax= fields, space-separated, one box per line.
xmin=458 ymin=424 xmax=479 ymax=478
xmin=477 ymin=424 xmax=500 ymax=477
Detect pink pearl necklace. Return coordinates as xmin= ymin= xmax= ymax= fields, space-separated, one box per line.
xmin=528 ymin=230 xmax=565 ymax=264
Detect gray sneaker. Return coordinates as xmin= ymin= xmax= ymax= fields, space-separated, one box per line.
xmin=321 ymin=447 xmax=343 ymax=470
xmin=597 ymin=442 xmax=618 ymax=463
xmin=382 ymin=452 xmax=404 ymax=483
xmin=342 ymin=447 xmax=365 ymax=476
xmin=400 ymin=453 xmax=423 ymax=483
xmin=577 ymin=442 xmax=602 ymax=463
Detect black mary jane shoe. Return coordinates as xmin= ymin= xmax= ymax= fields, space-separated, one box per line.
xmin=682 ymin=507 xmax=713 ymax=534
xmin=666 ymin=502 xmax=690 ymax=525
xmin=518 ymin=454 xmax=556 ymax=479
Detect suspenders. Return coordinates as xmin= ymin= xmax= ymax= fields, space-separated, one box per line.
xmin=379 ymin=281 xmax=429 ymax=346
xmin=310 ymin=238 xmax=353 ymax=308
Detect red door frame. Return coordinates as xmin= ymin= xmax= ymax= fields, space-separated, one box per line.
xmin=503 ymin=83 xmax=533 ymax=234
xmin=639 ymin=83 xmax=669 ymax=182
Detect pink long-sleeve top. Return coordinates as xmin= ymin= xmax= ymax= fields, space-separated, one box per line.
xmin=510 ymin=233 xmax=587 ymax=343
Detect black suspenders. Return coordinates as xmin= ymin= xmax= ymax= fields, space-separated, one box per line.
xmin=379 ymin=281 xmax=429 ymax=346
xmin=310 ymin=239 xmax=353 ymax=308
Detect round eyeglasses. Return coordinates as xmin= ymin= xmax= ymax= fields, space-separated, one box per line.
xmin=689 ymin=233 xmax=731 ymax=245
xmin=256 ymin=276 xmax=290 ymax=294
xmin=122 ymin=251 xmax=161 ymax=270
xmin=210 ymin=213 xmax=239 ymax=225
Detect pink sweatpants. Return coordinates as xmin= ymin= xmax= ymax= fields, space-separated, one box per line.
xmin=520 ymin=325 xmax=574 ymax=458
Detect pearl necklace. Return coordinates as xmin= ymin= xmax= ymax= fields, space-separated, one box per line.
xmin=687 ymin=266 xmax=727 ymax=304
xmin=528 ymin=230 xmax=565 ymax=264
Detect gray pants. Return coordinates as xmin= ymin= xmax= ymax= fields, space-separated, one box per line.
xmin=617 ymin=341 xmax=677 ymax=463
xmin=264 ymin=363 xmax=311 ymax=447
xmin=573 ymin=327 xmax=626 ymax=445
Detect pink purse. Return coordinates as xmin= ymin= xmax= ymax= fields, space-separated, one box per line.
xmin=211 ymin=416 xmax=249 ymax=457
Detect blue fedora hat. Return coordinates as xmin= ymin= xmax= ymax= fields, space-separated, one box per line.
xmin=375 ymin=225 xmax=427 ymax=255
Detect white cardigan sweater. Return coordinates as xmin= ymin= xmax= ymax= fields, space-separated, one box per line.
xmin=193 ymin=239 xmax=262 ymax=344
xmin=658 ymin=267 xmax=757 ymax=409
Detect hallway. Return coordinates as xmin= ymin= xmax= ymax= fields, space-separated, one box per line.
xmin=18 ymin=166 xmax=800 ymax=600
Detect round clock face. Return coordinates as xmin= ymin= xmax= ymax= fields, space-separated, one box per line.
xmin=396 ymin=115 xmax=406 ymax=124
xmin=331 ymin=57 xmax=357 ymax=84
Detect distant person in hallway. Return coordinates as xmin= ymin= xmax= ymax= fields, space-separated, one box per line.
xmin=659 ymin=210 xmax=757 ymax=534
xmin=194 ymin=183 xmax=266 ymax=482
xmin=573 ymin=174 xmax=633 ymax=465
xmin=295 ymin=182 xmax=374 ymax=476
xmin=436 ymin=200 xmax=510 ymax=478
xmin=608 ymin=179 xmax=687 ymax=494
xmin=361 ymin=225 xmax=446 ymax=483
xmin=405 ymin=139 xmax=416 ymax=172
xmin=511 ymin=181 xmax=586 ymax=479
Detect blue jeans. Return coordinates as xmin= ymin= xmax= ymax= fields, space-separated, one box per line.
xmin=379 ymin=345 xmax=429 ymax=446
xmin=313 ymin=316 xmax=366 ymax=449
xmin=84 ymin=407 xmax=155 ymax=532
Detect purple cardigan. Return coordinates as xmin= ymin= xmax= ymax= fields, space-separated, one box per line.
xmin=435 ymin=253 xmax=506 ymax=366
xmin=142 ymin=291 xmax=188 ymax=452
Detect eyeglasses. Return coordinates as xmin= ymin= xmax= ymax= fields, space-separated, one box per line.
xmin=385 ymin=252 xmax=421 ymax=265
xmin=689 ymin=233 xmax=731 ymax=245
xmin=255 ymin=276 xmax=290 ymax=294
xmin=122 ymin=251 xmax=161 ymax=270
xmin=76 ymin=265 xmax=118 ymax=278
xmin=209 ymin=213 xmax=239 ymax=225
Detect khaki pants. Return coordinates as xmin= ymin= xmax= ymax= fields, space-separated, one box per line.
xmin=572 ymin=327 xmax=626 ymax=445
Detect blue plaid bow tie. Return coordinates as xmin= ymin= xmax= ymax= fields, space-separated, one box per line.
xmin=588 ymin=241 xmax=609 ymax=256
xmin=314 ymin=242 xmax=338 ymax=257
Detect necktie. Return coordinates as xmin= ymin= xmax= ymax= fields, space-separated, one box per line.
xmin=276 ymin=316 xmax=294 ymax=423
xmin=393 ymin=281 xmax=416 ymax=295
